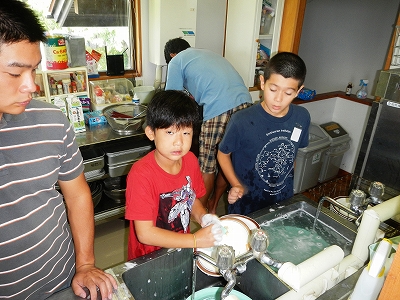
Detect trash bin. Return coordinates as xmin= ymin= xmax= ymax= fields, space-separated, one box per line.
xmin=318 ymin=122 xmax=351 ymax=182
xmin=294 ymin=123 xmax=331 ymax=194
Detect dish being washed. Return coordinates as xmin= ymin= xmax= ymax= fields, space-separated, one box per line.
xmin=220 ymin=214 xmax=260 ymax=231
xmin=196 ymin=216 xmax=253 ymax=277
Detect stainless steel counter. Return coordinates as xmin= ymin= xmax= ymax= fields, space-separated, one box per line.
xmin=75 ymin=123 xmax=145 ymax=148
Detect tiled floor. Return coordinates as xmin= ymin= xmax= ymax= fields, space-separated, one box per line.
xmin=94 ymin=193 xmax=229 ymax=270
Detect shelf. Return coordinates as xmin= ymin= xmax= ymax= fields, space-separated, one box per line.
xmin=35 ymin=66 xmax=89 ymax=103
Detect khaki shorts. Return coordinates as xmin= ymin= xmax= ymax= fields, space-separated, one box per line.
xmin=198 ymin=102 xmax=251 ymax=174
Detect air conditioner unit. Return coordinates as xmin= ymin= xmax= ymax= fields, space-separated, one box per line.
xmin=149 ymin=0 xmax=197 ymax=65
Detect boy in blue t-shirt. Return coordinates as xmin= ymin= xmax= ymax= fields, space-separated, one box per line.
xmin=218 ymin=52 xmax=311 ymax=215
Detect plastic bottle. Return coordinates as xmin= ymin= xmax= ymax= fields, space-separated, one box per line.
xmin=356 ymin=80 xmax=368 ymax=99
xmin=346 ymin=82 xmax=353 ymax=96
xmin=349 ymin=238 xmax=392 ymax=300
xmin=132 ymin=93 xmax=140 ymax=105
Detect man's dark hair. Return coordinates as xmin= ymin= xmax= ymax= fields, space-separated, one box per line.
xmin=263 ymin=52 xmax=307 ymax=88
xmin=164 ymin=38 xmax=191 ymax=64
xmin=146 ymin=90 xmax=200 ymax=130
xmin=0 ymin=0 xmax=46 ymax=47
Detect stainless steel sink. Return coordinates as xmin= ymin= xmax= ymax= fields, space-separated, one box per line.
xmin=120 ymin=247 xmax=290 ymax=300
xmin=118 ymin=194 xmax=358 ymax=300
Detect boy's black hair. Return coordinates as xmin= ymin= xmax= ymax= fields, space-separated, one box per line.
xmin=146 ymin=90 xmax=200 ymax=130
xmin=263 ymin=52 xmax=307 ymax=88
xmin=164 ymin=38 xmax=191 ymax=64
xmin=0 ymin=0 xmax=46 ymax=47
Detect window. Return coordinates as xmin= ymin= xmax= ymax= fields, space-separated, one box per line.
xmin=26 ymin=0 xmax=142 ymax=77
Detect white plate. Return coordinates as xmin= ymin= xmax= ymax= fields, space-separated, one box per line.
xmin=221 ymin=214 xmax=260 ymax=231
xmin=196 ymin=217 xmax=251 ymax=277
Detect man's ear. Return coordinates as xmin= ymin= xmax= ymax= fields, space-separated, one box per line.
xmin=260 ymin=75 xmax=265 ymax=90
xmin=145 ymin=126 xmax=155 ymax=141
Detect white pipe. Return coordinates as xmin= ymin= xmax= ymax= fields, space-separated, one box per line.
xmin=351 ymin=195 xmax=400 ymax=262
xmin=276 ymin=195 xmax=400 ymax=299
xmin=277 ymin=267 xmax=340 ymax=300
xmin=278 ymin=245 xmax=344 ymax=292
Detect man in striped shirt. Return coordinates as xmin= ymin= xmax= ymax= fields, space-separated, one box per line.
xmin=0 ymin=1 xmax=117 ymax=299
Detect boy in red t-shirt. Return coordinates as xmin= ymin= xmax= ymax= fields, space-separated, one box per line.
xmin=125 ymin=90 xmax=223 ymax=260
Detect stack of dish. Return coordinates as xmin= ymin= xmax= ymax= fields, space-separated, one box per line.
xmin=196 ymin=214 xmax=260 ymax=277
xmin=103 ymin=175 xmax=126 ymax=204
xmin=89 ymin=181 xmax=103 ymax=208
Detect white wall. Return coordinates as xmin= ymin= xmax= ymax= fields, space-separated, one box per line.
xmin=298 ymin=0 xmax=399 ymax=98
xmin=299 ymin=98 xmax=371 ymax=173
xmin=139 ymin=0 xmax=226 ymax=87
xmin=141 ymin=1 xmax=399 ymax=95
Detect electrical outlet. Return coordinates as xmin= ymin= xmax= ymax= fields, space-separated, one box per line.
xmin=135 ymin=79 xmax=143 ymax=87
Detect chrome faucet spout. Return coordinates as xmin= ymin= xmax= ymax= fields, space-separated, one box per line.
xmin=193 ymin=251 xmax=216 ymax=267
xmin=319 ymin=196 xmax=360 ymax=218
xmin=220 ymin=269 xmax=237 ymax=300
xmin=260 ymin=252 xmax=284 ymax=269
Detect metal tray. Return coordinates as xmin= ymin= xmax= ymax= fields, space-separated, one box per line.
xmin=102 ymin=139 xmax=153 ymax=165
xmin=107 ymin=160 xmax=138 ymax=177
xmin=81 ymin=147 xmax=105 ymax=173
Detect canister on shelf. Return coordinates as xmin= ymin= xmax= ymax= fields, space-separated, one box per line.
xmin=44 ymin=35 xmax=68 ymax=70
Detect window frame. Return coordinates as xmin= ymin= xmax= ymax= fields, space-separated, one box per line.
xmin=95 ymin=0 xmax=142 ymax=80
xmin=47 ymin=0 xmax=142 ymax=80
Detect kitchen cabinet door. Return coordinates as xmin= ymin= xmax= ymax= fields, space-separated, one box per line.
xmin=224 ymin=0 xmax=284 ymax=88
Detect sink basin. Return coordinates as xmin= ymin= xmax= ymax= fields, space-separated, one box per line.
xmin=115 ymin=194 xmax=358 ymax=300
xmin=120 ymin=247 xmax=290 ymax=300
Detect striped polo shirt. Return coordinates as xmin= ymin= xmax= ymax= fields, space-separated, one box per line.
xmin=0 ymin=100 xmax=84 ymax=299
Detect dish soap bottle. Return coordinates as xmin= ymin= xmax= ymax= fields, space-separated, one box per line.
xmin=356 ymin=80 xmax=368 ymax=99
xmin=349 ymin=238 xmax=392 ymax=300
xmin=132 ymin=93 xmax=140 ymax=105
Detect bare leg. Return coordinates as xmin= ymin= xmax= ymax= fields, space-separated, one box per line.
xmin=199 ymin=172 xmax=215 ymax=207
xmin=207 ymin=171 xmax=228 ymax=215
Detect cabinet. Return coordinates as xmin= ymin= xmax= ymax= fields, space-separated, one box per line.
xmin=77 ymin=127 xmax=151 ymax=225
xmin=224 ymin=0 xmax=284 ymax=88
xmin=35 ymin=67 xmax=89 ymax=103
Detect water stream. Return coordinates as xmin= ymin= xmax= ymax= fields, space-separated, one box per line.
xmin=191 ymin=256 xmax=197 ymax=300
xmin=312 ymin=200 xmax=324 ymax=231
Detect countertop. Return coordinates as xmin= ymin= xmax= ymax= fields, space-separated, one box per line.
xmin=47 ymin=194 xmax=364 ymax=300
xmin=293 ymin=90 xmax=374 ymax=106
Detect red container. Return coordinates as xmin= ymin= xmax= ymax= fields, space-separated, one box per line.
xmin=45 ymin=36 xmax=68 ymax=70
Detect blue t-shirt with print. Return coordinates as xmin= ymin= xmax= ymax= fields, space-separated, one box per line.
xmin=219 ymin=103 xmax=310 ymax=215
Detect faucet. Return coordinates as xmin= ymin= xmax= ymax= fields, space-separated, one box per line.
xmin=194 ymin=228 xmax=283 ymax=299
xmin=318 ymin=195 xmax=361 ymax=217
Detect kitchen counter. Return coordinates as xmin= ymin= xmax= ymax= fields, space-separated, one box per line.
xmin=47 ymin=193 xmax=362 ymax=300
xmin=75 ymin=123 xmax=145 ymax=148
xmin=293 ymin=90 xmax=374 ymax=107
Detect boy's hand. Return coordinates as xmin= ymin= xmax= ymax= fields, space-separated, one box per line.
xmin=227 ymin=185 xmax=245 ymax=204
xmin=201 ymin=214 xmax=220 ymax=227
xmin=200 ymin=214 xmax=223 ymax=246
xmin=195 ymin=225 xmax=223 ymax=247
